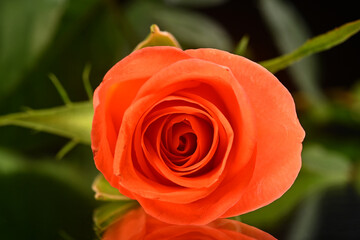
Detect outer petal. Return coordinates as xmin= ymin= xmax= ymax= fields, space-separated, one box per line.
xmin=185 ymin=48 xmax=305 ymax=216
xmin=91 ymin=47 xmax=191 ymax=192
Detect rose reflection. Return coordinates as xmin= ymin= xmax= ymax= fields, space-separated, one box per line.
xmin=103 ymin=207 xmax=276 ymax=240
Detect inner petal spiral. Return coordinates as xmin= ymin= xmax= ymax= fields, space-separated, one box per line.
xmin=133 ymin=95 xmax=232 ymax=189
xmin=168 ymin=121 xmax=197 ymax=157
xmin=177 ymin=133 xmax=197 ymax=154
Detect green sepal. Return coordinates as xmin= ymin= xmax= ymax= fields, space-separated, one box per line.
xmin=134 ymin=24 xmax=181 ymax=51
xmin=92 ymin=174 xmax=130 ymax=201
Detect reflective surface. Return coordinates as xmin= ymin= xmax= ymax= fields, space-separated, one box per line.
xmin=102 ymin=207 xmax=276 ymax=240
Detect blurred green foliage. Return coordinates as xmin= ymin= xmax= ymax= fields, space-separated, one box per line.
xmin=0 ymin=0 xmax=359 ymax=239
xmin=0 ymin=147 xmax=97 ymax=239
xmin=0 ymin=0 xmax=67 ymax=101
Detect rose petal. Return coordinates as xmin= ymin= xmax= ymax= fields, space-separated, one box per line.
xmin=185 ymin=48 xmax=305 ymax=216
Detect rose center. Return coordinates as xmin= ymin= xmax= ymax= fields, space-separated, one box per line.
xmin=177 ymin=132 xmax=197 ymax=155
xmin=177 ymin=136 xmax=186 ymax=151
xmin=168 ymin=121 xmax=198 ymax=158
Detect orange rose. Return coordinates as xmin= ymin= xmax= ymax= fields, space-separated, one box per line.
xmin=91 ymin=47 xmax=305 ymax=225
xmin=103 ymin=207 xmax=276 ymax=240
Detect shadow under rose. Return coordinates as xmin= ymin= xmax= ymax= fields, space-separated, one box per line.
xmin=102 ymin=207 xmax=276 ymax=240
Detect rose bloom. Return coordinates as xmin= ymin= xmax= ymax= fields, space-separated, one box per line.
xmin=103 ymin=207 xmax=276 ymax=240
xmin=91 ymin=46 xmax=305 ymax=225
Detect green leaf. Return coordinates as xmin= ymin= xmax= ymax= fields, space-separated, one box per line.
xmin=0 ymin=102 xmax=93 ymax=145
xmin=126 ymin=2 xmax=232 ymax=50
xmin=259 ymin=19 xmax=360 ymax=74
xmin=258 ymin=0 xmax=323 ymax=104
xmin=134 ymin=24 xmax=181 ymax=51
xmin=302 ymin=144 xmax=351 ymax=180
xmin=234 ymin=35 xmax=250 ymax=56
xmin=0 ymin=0 xmax=67 ymax=101
xmin=93 ymin=201 xmax=138 ymax=234
xmin=92 ymin=174 xmax=130 ymax=201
